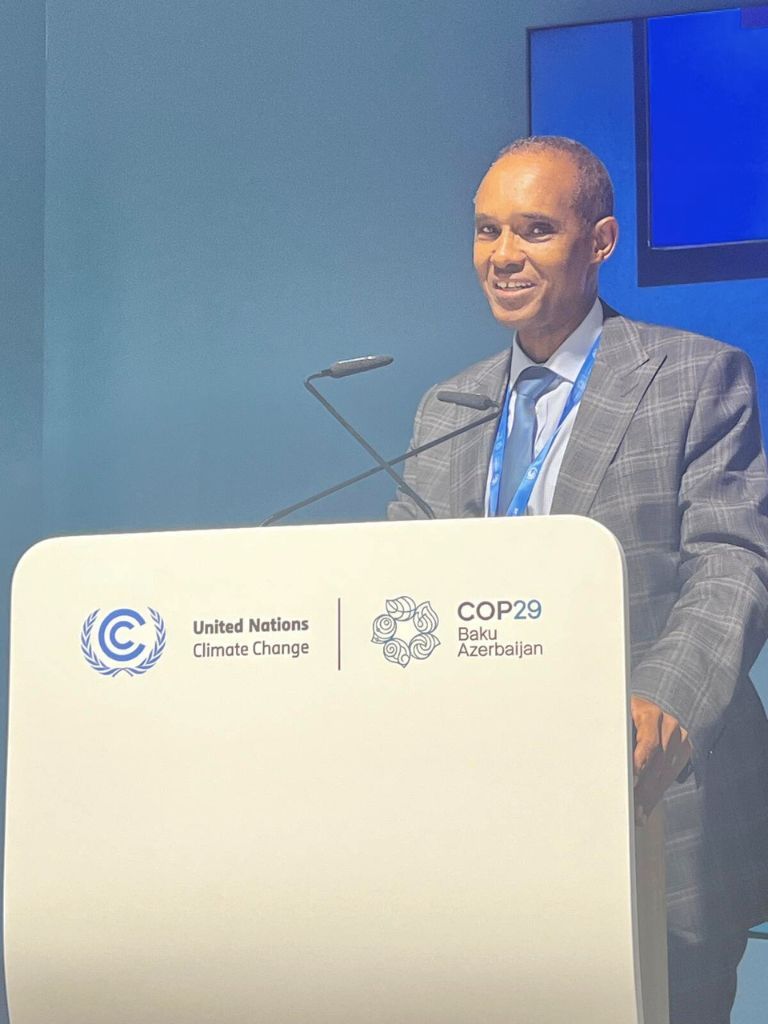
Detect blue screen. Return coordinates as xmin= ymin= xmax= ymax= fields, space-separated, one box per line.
xmin=648 ymin=8 xmax=768 ymax=247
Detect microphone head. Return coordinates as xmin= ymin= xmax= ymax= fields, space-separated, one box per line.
xmin=437 ymin=390 xmax=499 ymax=411
xmin=326 ymin=355 xmax=394 ymax=378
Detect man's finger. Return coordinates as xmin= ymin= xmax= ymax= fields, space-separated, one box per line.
xmin=632 ymin=712 xmax=661 ymax=777
xmin=635 ymin=734 xmax=693 ymax=821
xmin=660 ymin=713 xmax=690 ymax=753
xmin=633 ymin=734 xmax=658 ymax=777
xmin=634 ymin=753 xmax=663 ymax=814
xmin=631 ymin=697 xmax=691 ymax=823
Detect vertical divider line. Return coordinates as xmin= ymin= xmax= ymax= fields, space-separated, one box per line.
xmin=337 ymin=597 xmax=341 ymax=671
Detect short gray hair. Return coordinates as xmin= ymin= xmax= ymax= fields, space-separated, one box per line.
xmin=494 ymin=136 xmax=614 ymax=224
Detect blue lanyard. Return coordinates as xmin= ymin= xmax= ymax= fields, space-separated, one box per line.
xmin=488 ymin=335 xmax=601 ymax=517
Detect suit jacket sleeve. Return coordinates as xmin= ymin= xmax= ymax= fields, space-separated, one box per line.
xmin=630 ymin=346 xmax=768 ymax=775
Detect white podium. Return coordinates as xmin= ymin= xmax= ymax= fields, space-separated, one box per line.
xmin=4 ymin=516 xmax=667 ymax=1024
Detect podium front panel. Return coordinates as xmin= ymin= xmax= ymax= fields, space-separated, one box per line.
xmin=5 ymin=517 xmax=664 ymax=1024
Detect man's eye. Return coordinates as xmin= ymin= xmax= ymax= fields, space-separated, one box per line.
xmin=476 ymin=224 xmax=499 ymax=238
xmin=527 ymin=223 xmax=553 ymax=238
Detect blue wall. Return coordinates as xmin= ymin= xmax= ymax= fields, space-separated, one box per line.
xmin=0 ymin=3 xmax=45 ymax=1019
xmin=44 ymin=0 xmax=518 ymax=532
xmin=0 ymin=0 xmax=45 ymax=600
xmin=43 ymin=0 xmax=743 ymax=535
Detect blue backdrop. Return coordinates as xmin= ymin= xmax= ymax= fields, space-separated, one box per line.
xmin=43 ymin=0 xmax=752 ymax=537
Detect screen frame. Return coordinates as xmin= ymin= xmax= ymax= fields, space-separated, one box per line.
xmin=633 ymin=16 xmax=768 ymax=286
xmin=527 ymin=8 xmax=768 ymax=288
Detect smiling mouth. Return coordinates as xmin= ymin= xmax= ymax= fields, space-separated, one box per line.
xmin=492 ymin=280 xmax=535 ymax=292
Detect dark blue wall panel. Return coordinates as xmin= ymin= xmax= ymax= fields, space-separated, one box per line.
xmin=531 ymin=13 xmax=768 ymax=435
xmin=648 ymin=9 xmax=768 ymax=247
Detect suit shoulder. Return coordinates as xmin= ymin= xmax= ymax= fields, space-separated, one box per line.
xmin=618 ymin=315 xmax=749 ymax=365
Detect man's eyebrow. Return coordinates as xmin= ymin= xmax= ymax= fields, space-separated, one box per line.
xmin=473 ymin=211 xmax=562 ymax=226
xmin=520 ymin=212 xmax=560 ymax=225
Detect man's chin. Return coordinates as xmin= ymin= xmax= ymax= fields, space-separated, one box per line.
xmin=488 ymin=298 xmax=540 ymax=332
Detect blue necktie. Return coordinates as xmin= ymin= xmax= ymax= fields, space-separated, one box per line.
xmin=497 ymin=366 xmax=559 ymax=515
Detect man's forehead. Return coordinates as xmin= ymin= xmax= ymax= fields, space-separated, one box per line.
xmin=475 ymin=150 xmax=579 ymax=213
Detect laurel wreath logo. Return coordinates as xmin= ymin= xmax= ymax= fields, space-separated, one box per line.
xmin=371 ymin=596 xmax=440 ymax=668
xmin=81 ymin=608 xmax=167 ymax=677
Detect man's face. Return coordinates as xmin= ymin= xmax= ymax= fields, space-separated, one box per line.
xmin=473 ymin=150 xmax=605 ymax=344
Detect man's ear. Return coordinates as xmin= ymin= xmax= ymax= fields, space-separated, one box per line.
xmin=592 ymin=216 xmax=619 ymax=264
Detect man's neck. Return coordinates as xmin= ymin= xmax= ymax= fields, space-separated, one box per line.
xmin=517 ymin=295 xmax=599 ymax=363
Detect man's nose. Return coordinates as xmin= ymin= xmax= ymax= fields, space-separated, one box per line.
xmin=491 ymin=229 xmax=525 ymax=269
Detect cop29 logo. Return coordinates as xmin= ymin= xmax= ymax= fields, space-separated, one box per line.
xmin=371 ymin=596 xmax=440 ymax=668
xmin=81 ymin=607 xmax=167 ymax=677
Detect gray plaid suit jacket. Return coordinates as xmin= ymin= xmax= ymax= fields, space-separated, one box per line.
xmin=388 ymin=306 xmax=768 ymax=935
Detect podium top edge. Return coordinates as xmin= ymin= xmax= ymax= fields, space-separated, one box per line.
xmin=12 ymin=515 xmax=624 ymax=585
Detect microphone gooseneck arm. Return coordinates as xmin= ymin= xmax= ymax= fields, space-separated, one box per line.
xmin=260 ymin=391 xmax=500 ymax=526
xmin=303 ymin=371 xmax=436 ymax=520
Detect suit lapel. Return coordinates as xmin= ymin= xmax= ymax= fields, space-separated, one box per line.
xmin=449 ymin=349 xmax=511 ymax=517
xmin=550 ymin=312 xmax=666 ymax=516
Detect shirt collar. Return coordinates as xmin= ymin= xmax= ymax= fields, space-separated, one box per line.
xmin=508 ymin=297 xmax=603 ymax=386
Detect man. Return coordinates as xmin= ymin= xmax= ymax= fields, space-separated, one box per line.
xmin=388 ymin=136 xmax=768 ymax=1024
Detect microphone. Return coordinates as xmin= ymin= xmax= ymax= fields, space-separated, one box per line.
xmin=436 ymin=391 xmax=500 ymax=412
xmin=260 ymin=390 xmax=500 ymax=526
xmin=304 ymin=356 xmax=436 ymax=519
xmin=437 ymin=389 xmax=498 ymax=411
xmin=316 ymin=355 xmax=394 ymax=379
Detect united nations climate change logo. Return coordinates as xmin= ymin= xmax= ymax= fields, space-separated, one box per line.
xmin=371 ymin=596 xmax=439 ymax=668
xmin=81 ymin=607 xmax=166 ymax=677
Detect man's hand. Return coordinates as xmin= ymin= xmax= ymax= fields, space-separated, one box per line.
xmin=631 ymin=695 xmax=692 ymax=825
